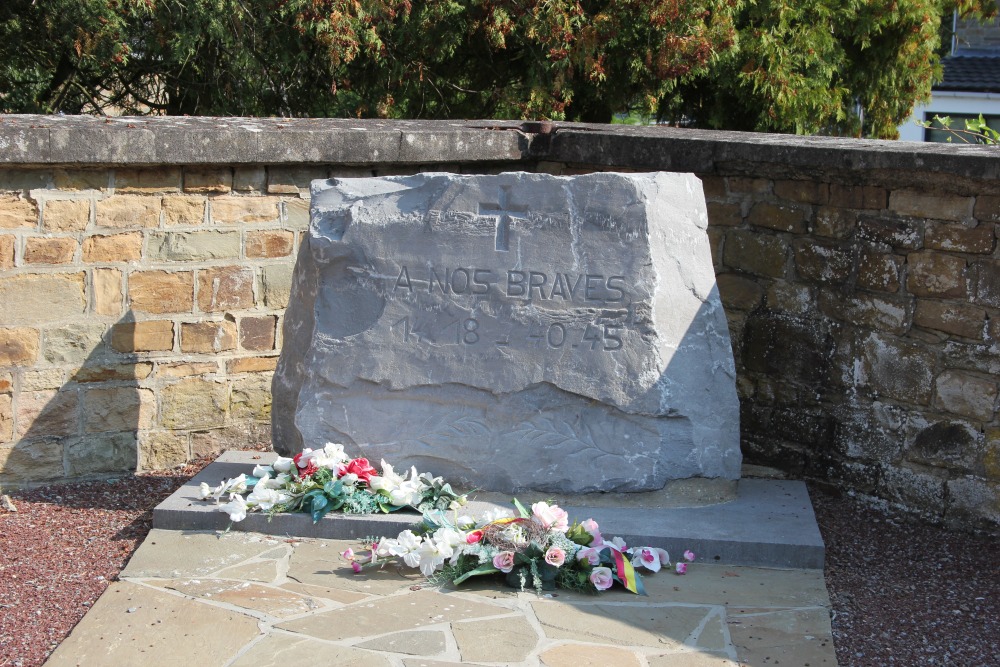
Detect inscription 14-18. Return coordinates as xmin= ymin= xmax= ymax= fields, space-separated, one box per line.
xmin=393 ymin=316 xmax=624 ymax=352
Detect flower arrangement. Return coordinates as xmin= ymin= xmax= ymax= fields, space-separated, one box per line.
xmin=199 ymin=443 xmax=467 ymax=523
xmin=343 ymin=498 xmax=695 ymax=595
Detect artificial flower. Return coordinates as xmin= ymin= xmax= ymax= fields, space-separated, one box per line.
xmin=340 ymin=457 xmax=377 ymax=483
xmin=388 ymin=530 xmax=423 ymax=568
xmin=581 ymin=518 xmax=603 ymax=545
xmin=589 ymin=566 xmax=614 ymax=591
xmin=466 ymin=530 xmax=484 ymax=544
xmin=684 ymin=550 xmax=696 ymax=562
xmin=251 ymin=464 xmax=273 ymax=478
xmin=676 ymin=562 xmax=688 ymax=575
xmin=531 ymin=502 xmax=569 ymax=532
xmin=271 ymin=456 xmax=294 ymax=473
xmin=220 ymin=494 xmax=248 ymax=522
xmin=493 ymin=551 xmax=516 ymax=573
xmin=608 ymin=536 xmax=628 ymax=552
xmin=576 ymin=546 xmax=602 ymax=566
xmin=631 ymin=547 xmax=671 ymax=572
xmin=198 ymin=482 xmax=213 ymax=499
xmin=544 ymin=547 xmax=566 ymax=568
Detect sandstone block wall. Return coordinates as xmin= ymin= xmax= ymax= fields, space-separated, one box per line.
xmin=0 ymin=116 xmax=996 ymax=532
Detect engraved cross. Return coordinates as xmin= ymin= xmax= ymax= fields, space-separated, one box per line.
xmin=478 ymin=185 xmax=528 ymax=252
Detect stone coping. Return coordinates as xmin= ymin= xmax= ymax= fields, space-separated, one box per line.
xmin=1 ymin=114 xmax=997 ymax=182
xmin=152 ymin=451 xmax=825 ymax=569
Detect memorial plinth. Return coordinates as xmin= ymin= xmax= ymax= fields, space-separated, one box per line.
xmin=273 ymin=172 xmax=741 ymax=494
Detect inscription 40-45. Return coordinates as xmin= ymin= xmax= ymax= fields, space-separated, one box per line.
xmin=394 ymin=316 xmax=624 ymax=351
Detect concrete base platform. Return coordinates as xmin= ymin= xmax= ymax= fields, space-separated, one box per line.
xmin=153 ymin=451 xmax=825 ymax=569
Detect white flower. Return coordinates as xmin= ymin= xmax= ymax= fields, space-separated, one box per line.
xmin=433 ymin=527 xmax=466 ymax=563
xmin=260 ymin=473 xmax=289 ymax=490
xmin=630 ymin=546 xmax=670 ymax=572
xmin=388 ymin=530 xmax=423 ymax=568
xmin=608 ymin=536 xmax=628 ymax=552
xmin=198 ymin=482 xmax=215 ymax=499
xmin=482 ymin=507 xmax=513 ymax=523
xmin=251 ymin=464 xmax=273 ymax=478
xmin=340 ymin=472 xmax=359 ymax=486
xmin=456 ymin=515 xmax=477 ymax=530
xmin=417 ymin=534 xmax=454 ymax=576
xmin=220 ymin=494 xmax=248 ymax=522
xmin=369 ymin=460 xmax=404 ymax=493
xmin=388 ymin=478 xmax=424 ymax=507
xmin=248 ymin=485 xmax=290 ymax=511
xmin=223 ymin=474 xmax=248 ymax=496
xmin=272 ymin=456 xmax=294 ymax=473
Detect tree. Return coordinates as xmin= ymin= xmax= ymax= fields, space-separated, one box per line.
xmin=0 ymin=0 xmax=994 ymax=138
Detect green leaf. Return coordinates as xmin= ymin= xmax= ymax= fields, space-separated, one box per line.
xmin=324 ymin=480 xmax=344 ymax=497
xmin=512 ymin=498 xmax=530 ymax=518
xmin=309 ymin=494 xmax=330 ymax=523
xmin=453 ymin=564 xmax=500 ymax=585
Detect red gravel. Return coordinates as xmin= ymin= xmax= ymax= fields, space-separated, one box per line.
xmin=1 ymin=467 xmax=998 ymax=667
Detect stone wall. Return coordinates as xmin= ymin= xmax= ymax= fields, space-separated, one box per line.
xmin=0 ymin=116 xmax=997 ymax=531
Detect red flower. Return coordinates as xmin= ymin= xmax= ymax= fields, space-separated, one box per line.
xmin=293 ymin=452 xmax=318 ymax=480
xmin=341 ymin=457 xmax=378 ymax=483
xmin=466 ymin=530 xmax=484 ymax=544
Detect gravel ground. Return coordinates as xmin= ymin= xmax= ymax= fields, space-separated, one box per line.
xmin=1 ymin=462 xmax=998 ymax=667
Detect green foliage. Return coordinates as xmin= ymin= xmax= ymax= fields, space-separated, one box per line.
xmin=918 ymin=114 xmax=1000 ymax=144
xmin=1 ymin=0 xmax=995 ymax=138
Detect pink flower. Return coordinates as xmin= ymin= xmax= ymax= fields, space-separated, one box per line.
xmin=581 ymin=518 xmax=603 ymax=545
xmin=630 ymin=546 xmax=670 ymax=572
xmin=675 ymin=562 xmax=688 ymax=575
xmin=589 ymin=566 xmax=614 ymax=591
xmin=466 ymin=530 xmax=484 ymax=544
xmin=493 ymin=551 xmax=515 ymax=573
xmin=340 ymin=457 xmax=378 ymax=483
xmin=351 ymin=561 xmax=363 ymax=574
xmin=544 ymin=547 xmax=566 ymax=568
xmin=684 ymin=550 xmax=696 ymax=562
xmin=341 ymin=548 xmax=355 ymax=560
xmin=576 ymin=546 xmax=602 ymax=566
xmin=531 ymin=502 xmax=569 ymax=532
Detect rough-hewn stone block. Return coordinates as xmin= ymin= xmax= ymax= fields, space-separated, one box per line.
xmin=245 ymin=230 xmax=294 ymax=258
xmin=0 ymin=327 xmax=39 ymax=366
xmin=128 ymin=270 xmax=194 ymax=314
xmin=881 ymin=465 xmax=945 ymax=510
xmin=139 ymin=431 xmax=189 ymax=470
xmin=727 ymin=177 xmax=770 ymax=194
xmin=934 ymin=370 xmax=997 ymax=421
xmin=72 ymin=362 xmax=153 ymax=383
xmin=82 ymin=232 xmax=142 ymax=263
xmin=160 ymin=378 xmax=228 ymax=429
xmin=233 ymin=167 xmax=266 ymax=193
xmin=765 ymin=281 xmax=815 ymax=315
xmin=813 ymin=206 xmax=856 ymax=239
xmin=0 ymin=273 xmax=86 ymax=324
xmin=267 ymin=166 xmax=326 ymax=194
xmin=906 ymin=252 xmax=967 ymax=298
xmin=829 ymin=184 xmax=886 ymax=210
xmin=239 ymin=316 xmax=276 ymax=351
xmin=227 ymin=356 xmax=278 ymax=373
xmin=209 ymin=196 xmax=280 ymax=224
xmin=156 ymin=361 xmax=218 ymax=378
xmin=946 ymin=476 xmax=1000 ymax=530
xmin=774 ymin=180 xmax=829 ymax=205
xmin=230 ymin=374 xmax=272 ymax=421
xmin=183 ymin=168 xmax=232 ymax=194
xmin=21 ymin=369 xmax=63 ymax=391
xmin=819 ymin=292 xmax=910 ymax=334
xmin=197 ymin=266 xmax=254 ymax=311
xmin=24 ymin=237 xmax=76 ymax=264
xmin=162 ymin=195 xmax=206 ymax=226
xmin=0 ymin=195 xmax=37 ymax=229
xmin=148 ymin=231 xmax=241 ymax=261
xmin=857 ymin=216 xmax=923 ymax=249
xmin=0 ymin=394 xmax=11 ymax=442
xmin=43 ymin=323 xmax=106 ymax=364
xmin=857 ymin=332 xmax=935 ymax=404
xmin=973 ymin=259 xmax=1000 ymax=308
xmin=858 ymin=247 xmax=902 ymax=293
xmin=793 ymin=239 xmax=853 ymax=284
xmin=53 ymin=169 xmax=109 ymax=191
xmin=180 ymin=320 xmax=237 ymax=353
xmin=699 ymin=175 xmax=726 ymax=199
xmin=65 ymin=432 xmax=138 ymax=476
xmin=261 ymin=263 xmax=293 ymax=308
xmin=706 ymin=202 xmax=742 ymax=227
xmin=924 ymin=222 xmax=994 ymax=254
xmin=716 ymin=273 xmax=764 ymax=311
xmin=0 ymin=234 xmax=14 ymax=270
xmin=96 ymin=196 xmax=161 ymax=228
xmin=115 ymin=167 xmax=181 ymax=193
xmin=889 ymin=190 xmax=974 ymax=222
xmin=723 ymin=229 xmax=788 ymax=278
xmin=93 ymin=267 xmax=124 ymax=316
xmin=0 ymin=439 xmax=64 ymax=481
xmin=282 ymin=198 xmax=309 ymax=230
xmin=747 ymin=202 xmax=808 ymax=234
xmin=43 ymin=199 xmax=90 ymax=232
xmin=111 ymin=320 xmax=174 ymax=352
xmin=16 ymin=389 xmax=79 ymax=439
xmin=974 ymin=194 xmax=1000 ymax=222
xmin=0 ymin=371 xmax=11 ymax=393
xmin=913 ymin=299 xmax=986 ymax=340
xmin=83 ymin=387 xmax=155 ymax=433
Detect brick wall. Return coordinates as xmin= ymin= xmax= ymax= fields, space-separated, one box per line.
xmin=0 ymin=116 xmax=996 ymax=532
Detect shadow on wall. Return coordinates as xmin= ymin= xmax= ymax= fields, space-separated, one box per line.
xmin=2 ymin=310 xmax=152 ymax=486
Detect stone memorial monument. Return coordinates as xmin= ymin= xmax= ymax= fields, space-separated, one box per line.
xmin=273 ymin=172 xmax=740 ymax=494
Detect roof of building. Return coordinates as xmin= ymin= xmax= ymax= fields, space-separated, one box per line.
xmin=935 ymin=55 xmax=1000 ymax=94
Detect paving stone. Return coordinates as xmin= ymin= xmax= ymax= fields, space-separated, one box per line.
xmin=231 ymin=635 xmax=392 ymax=667
xmin=121 ymin=529 xmax=284 ymax=578
xmin=276 ymin=589 xmax=508 ymax=641
xmin=280 ymin=581 xmax=373 ymax=605
xmin=357 ymin=630 xmax=448 ymax=656
xmin=453 ymin=615 xmax=537 ymax=662
xmin=43 ymin=581 xmax=260 ymax=667
xmin=217 ymin=560 xmax=281 ymax=583
xmin=286 ymin=539 xmax=425 ymax=595
xmin=726 ymin=607 xmax=836 ymax=667
xmin=540 ymin=644 xmax=643 ymax=667
xmin=531 ymin=601 xmax=711 ymax=649
xmin=647 ymin=650 xmax=738 ymax=666
xmin=156 ymin=579 xmax=319 ymax=617
xmin=402 ymin=660 xmax=487 ymax=667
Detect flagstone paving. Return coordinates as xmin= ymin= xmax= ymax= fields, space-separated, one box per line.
xmin=44 ymin=529 xmax=838 ymax=667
